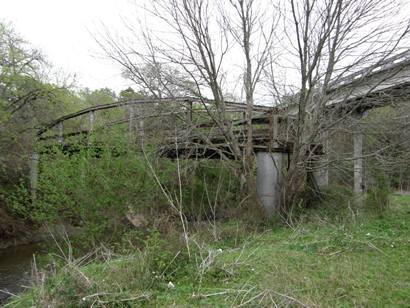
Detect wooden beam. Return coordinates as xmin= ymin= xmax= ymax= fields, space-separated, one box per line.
xmin=37 ymin=96 xmax=277 ymax=137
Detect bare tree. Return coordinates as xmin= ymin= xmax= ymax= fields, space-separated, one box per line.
xmin=96 ymin=0 xmax=278 ymax=186
xmin=272 ymin=0 xmax=410 ymax=213
xmin=96 ymin=0 xmax=410 ymax=218
xmin=222 ymin=0 xmax=277 ymax=189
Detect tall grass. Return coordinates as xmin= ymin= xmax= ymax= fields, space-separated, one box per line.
xmin=7 ymin=195 xmax=410 ymax=307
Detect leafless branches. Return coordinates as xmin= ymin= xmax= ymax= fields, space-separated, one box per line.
xmin=94 ymin=0 xmax=410 ymax=215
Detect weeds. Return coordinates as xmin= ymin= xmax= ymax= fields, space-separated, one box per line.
xmin=366 ymin=172 xmax=391 ymax=213
xmin=5 ymin=137 xmax=240 ymax=247
xmin=7 ymin=196 xmax=409 ymax=307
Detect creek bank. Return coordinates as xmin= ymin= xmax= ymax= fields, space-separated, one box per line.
xmin=0 ymin=207 xmax=33 ymax=250
xmin=0 ymin=243 xmax=42 ymax=304
xmin=0 ymin=206 xmax=83 ymax=249
xmin=0 ymin=222 xmax=82 ymax=305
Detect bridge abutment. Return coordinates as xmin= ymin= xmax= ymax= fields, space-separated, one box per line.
xmin=256 ymin=152 xmax=286 ymax=216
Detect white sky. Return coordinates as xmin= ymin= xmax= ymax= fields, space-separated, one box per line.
xmin=2 ymin=0 xmax=410 ymax=97
xmin=1 ymin=0 xmax=143 ymax=92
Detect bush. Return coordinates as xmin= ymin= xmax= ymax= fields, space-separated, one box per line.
xmin=366 ymin=172 xmax=391 ymax=212
xmin=295 ymin=184 xmax=356 ymax=224
xmin=36 ymin=143 xmax=173 ymax=243
xmin=6 ymin=133 xmax=240 ymax=245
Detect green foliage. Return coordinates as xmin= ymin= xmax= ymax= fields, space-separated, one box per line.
xmin=79 ymin=88 xmax=117 ymax=106
xmin=320 ymin=184 xmax=355 ymax=208
xmin=3 ymin=180 xmax=31 ymax=218
xmin=366 ymin=172 xmax=391 ymax=212
xmin=178 ymin=161 xmax=240 ymax=220
xmin=35 ymin=144 xmax=162 ymax=243
xmin=0 ymin=22 xmax=86 ymax=186
xmin=6 ymin=128 xmax=239 ymax=245
xmin=143 ymin=228 xmax=192 ymax=283
xmin=292 ymin=184 xmax=356 ymax=224
xmin=144 ymin=228 xmax=178 ymax=276
xmin=364 ymin=106 xmax=410 ymax=192
xmin=118 ymin=87 xmax=145 ymax=100
xmin=9 ymin=195 xmax=410 ymax=307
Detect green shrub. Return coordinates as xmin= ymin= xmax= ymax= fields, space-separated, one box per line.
xmin=366 ymin=172 xmax=391 ymax=212
xmin=295 ymin=184 xmax=355 ymax=224
xmin=35 ymin=143 xmax=170 ymax=243
xmin=5 ymin=132 xmax=240 ymax=245
xmin=4 ymin=180 xmax=31 ymax=218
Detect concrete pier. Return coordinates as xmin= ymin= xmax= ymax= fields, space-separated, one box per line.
xmin=29 ymin=152 xmax=39 ymax=202
xmin=128 ymin=106 xmax=135 ymax=134
xmin=128 ymin=106 xmax=136 ymax=144
xmin=312 ymin=161 xmax=329 ymax=190
xmin=88 ymin=111 xmax=95 ymax=146
xmin=353 ymin=130 xmax=364 ymax=197
xmin=88 ymin=111 xmax=95 ymax=132
xmin=256 ymin=152 xmax=285 ymax=216
xmin=138 ymin=119 xmax=145 ymax=146
xmin=57 ymin=122 xmax=64 ymax=145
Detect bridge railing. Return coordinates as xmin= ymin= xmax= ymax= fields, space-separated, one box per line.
xmin=328 ymin=50 xmax=410 ymax=92
xmin=36 ymin=96 xmax=296 ymax=158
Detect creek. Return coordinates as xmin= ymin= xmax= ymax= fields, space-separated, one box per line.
xmin=0 ymin=243 xmax=42 ymax=304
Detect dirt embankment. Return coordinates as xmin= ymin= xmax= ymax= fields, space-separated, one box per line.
xmin=0 ymin=206 xmax=32 ymax=249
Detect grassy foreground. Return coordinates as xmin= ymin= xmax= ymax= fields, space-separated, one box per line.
xmin=7 ymin=195 xmax=410 ymax=307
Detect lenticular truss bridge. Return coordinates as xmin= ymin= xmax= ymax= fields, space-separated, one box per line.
xmin=32 ymin=51 xmax=410 ymax=215
xmin=37 ymin=97 xmax=285 ymax=159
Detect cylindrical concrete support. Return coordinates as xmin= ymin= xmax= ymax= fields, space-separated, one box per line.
xmin=256 ymin=152 xmax=284 ymax=216
xmin=353 ymin=130 xmax=364 ymax=196
xmin=57 ymin=122 xmax=64 ymax=145
xmin=29 ymin=152 xmax=39 ymax=202
xmin=313 ymin=162 xmax=329 ymax=190
xmin=128 ymin=107 xmax=135 ymax=133
xmin=318 ymin=130 xmax=329 ymax=189
xmin=128 ymin=107 xmax=135 ymax=144
xmin=138 ymin=119 xmax=145 ymax=146
xmin=88 ymin=111 xmax=95 ymax=146
xmin=88 ymin=111 xmax=95 ymax=132
xmin=186 ymin=101 xmax=193 ymax=122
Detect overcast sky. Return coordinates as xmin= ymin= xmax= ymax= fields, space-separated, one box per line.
xmin=2 ymin=0 xmax=410 ymax=96
xmin=1 ymin=0 xmax=144 ymax=92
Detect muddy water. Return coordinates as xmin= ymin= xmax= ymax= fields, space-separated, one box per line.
xmin=0 ymin=243 xmax=42 ymax=303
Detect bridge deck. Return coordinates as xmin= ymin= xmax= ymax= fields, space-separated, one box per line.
xmin=37 ymin=97 xmax=296 ymax=159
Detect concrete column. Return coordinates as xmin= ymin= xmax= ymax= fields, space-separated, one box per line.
xmin=29 ymin=152 xmax=39 ymax=202
xmin=306 ymin=157 xmax=328 ymax=198
xmin=57 ymin=122 xmax=64 ymax=145
xmin=138 ymin=119 xmax=145 ymax=146
xmin=128 ymin=107 xmax=135 ymax=133
xmin=268 ymin=114 xmax=279 ymax=151
xmin=320 ymin=130 xmax=329 ymax=188
xmin=256 ymin=152 xmax=284 ymax=216
xmin=186 ymin=101 xmax=193 ymax=122
xmin=312 ymin=130 xmax=329 ymax=190
xmin=307 ymin=157 xmax=329 ymax=194
xmin=88 ymin=111 xmax=95 ymax=146
xmin=353 ymin=130 xmax=364 ymax=196
xmin=128 ymin=106 xmax=135 ymax=144
xmin=88 ymin=111 xmax=95 ymax=132
xmin=313 ymin=166 xmax=329 ymax=189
